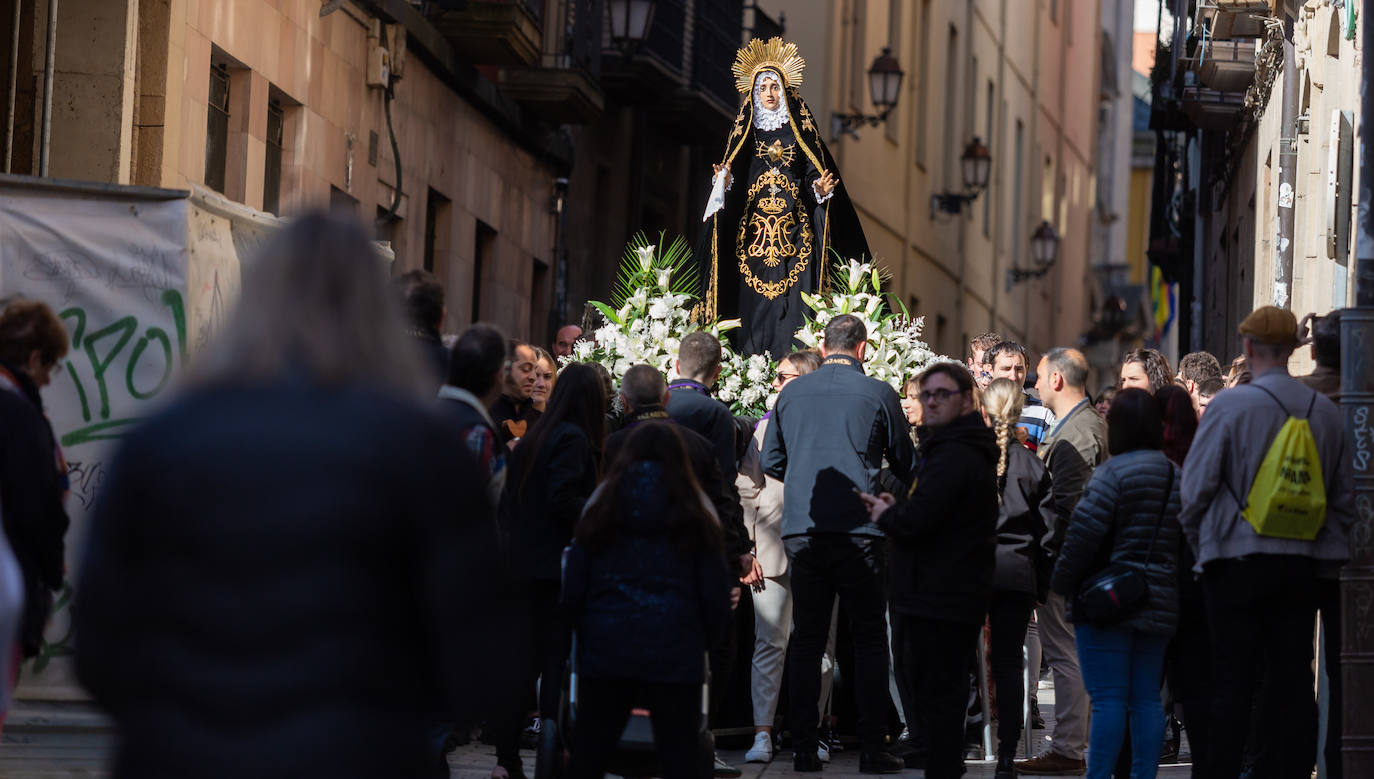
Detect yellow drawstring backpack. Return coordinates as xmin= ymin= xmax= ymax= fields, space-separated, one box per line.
xmin=1241 ymin=386 xmax=1326 ymax=540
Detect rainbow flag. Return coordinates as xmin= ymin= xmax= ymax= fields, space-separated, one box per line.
xmin=1150 ymin=265 xmax=1176 ymax=341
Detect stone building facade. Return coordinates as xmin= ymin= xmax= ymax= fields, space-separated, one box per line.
xmin=2 ymin=0 xmax=745 ymax=346
xmin=1150 ymin=0 xmax=1360 ymax=369
xmin=756 ymin=0 xmax=1108 ymax=373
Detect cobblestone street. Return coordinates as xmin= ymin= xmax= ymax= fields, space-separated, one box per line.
xmin=3 ymin=684 xmax=1196 ymax=778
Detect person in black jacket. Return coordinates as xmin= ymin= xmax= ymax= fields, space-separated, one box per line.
xmin=492 ymin=362 xmax=606 ymax=779
xmin=1049 ymin=388 xmax=1181 ymax=779
xmin=863 ymin=361 xmax=999 ymax=779
xmin=0 ymin=300 xmax=71 ymax=670
xmin=74 ymin=214 xmax=503 ymax=779
xmin=604 ymin=365 xmax=752 ymax=572
xmin=667 ymin=333 xmax=754 ymax=777
xmin=669 ymin=331 xmax=740 ymax=484
xmin=395 ymin=269 xmax=450 ymax=393
xmin=490 ymin=341 xmax=542 ymax=447
xmin=763 ymin=314 xmax=914 ymax=774
xmin=980 ymin=379 xmax=1055 ymax=778
xmin=563 ymin=423 xmax=734 ymax=779
xmin=437 ymin=323 xmax=509 ymax=504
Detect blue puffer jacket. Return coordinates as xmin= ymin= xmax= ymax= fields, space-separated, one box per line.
xmin=1050 ymin=449 xmax=1182 ymax=636
xmin=561 ymin=462 xmax=733 ymax=684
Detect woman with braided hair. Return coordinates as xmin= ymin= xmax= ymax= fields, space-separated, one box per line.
xmin=982 ymin=378 xmax=1056 ymax=778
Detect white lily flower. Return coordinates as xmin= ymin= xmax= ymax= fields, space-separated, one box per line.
xmin=637 ymin=245 xmax=656 ymax=273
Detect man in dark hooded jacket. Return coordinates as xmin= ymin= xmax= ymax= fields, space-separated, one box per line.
xmin=863 ymin=362 xmax=999 ymax=779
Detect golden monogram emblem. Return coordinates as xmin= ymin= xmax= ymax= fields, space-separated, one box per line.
xmin=748 ymin=169 xmax=795 ymax=267
xmin=736 ymin=168 xmax=814 ymax=297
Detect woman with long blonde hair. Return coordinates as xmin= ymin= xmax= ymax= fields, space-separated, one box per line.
xmin=981 ymin=378 xmax=1055 ymax=778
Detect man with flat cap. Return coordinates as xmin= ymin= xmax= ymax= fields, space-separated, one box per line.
xmin=1179 ymin=305 xmax=1355 ymax=779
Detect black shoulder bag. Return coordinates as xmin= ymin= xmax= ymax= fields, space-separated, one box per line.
xmin=1073 ymin=467 xmax=1174 ymax=625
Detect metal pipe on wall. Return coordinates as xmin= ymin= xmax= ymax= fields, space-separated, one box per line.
xmin=38 ymin=0 xmax=54 ymax=176
xmin=1339 ymin=1 xmax=1374 ymax=775
xmin=5 ymin=0 xmax=20 ymax=172
xmin=1275 ymin=15 xmax=1297 ymax=308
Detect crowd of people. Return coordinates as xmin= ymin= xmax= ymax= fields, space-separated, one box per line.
xmin=0 ymin=214 xmax=1358 ymax=779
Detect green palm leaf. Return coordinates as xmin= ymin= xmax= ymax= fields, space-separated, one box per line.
xmin=611 ymin=231 xmax=700 ymax=307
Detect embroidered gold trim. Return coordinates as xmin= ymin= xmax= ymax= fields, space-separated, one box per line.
xmin=786 ymin=104 xmax=826 ymax=178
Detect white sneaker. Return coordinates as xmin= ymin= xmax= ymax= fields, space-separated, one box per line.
xmin=817 ymin=740 xmax=831 ymax=763
xmin=745 ymin=732 xmax=773 ymax=763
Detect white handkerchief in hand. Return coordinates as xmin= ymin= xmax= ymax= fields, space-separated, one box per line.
xmin=703 ymin=169 xmax=728 ymax=222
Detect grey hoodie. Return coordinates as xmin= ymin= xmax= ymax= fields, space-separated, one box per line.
xmin=1179 ymin=368 xmax=1354 ymax=571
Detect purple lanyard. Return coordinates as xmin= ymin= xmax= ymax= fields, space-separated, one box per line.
xmin=667 ymin=382 xmax=710 ymax=396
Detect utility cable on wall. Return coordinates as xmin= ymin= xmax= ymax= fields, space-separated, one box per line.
xmin=377 ymin=23 xmax=403 ymax=226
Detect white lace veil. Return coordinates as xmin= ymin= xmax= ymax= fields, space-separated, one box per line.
xmin=751 ymin=71 xmax=790 ymax=132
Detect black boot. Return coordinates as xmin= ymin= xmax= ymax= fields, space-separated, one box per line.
xmin=995 ymin=753 xmax=1016 ymax=779
xmin=1160 ymin=714 xmax=1181 ymax=762
xmin=858 ymin=750 xmax=904 ymax=774
xmin=794 ymin=750 xmax=824 ymax=772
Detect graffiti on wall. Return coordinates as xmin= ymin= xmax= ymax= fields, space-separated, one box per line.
xmin=1 ymin=189 xmax=191 ymax=695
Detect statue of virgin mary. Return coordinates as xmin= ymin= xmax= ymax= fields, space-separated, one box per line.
xmin=694 ymin=38 xmax=872 ymax=359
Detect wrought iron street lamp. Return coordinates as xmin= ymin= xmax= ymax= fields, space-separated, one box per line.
xmin=930 ymin=137 xmax=992 ymax=215
xmin=608 ymin=0 xmax=656 ymax=53
xmin=1006 ymin=220 xmax=1060 ymax=290
xmin=831 ymin=48 xmax=904 ymax=139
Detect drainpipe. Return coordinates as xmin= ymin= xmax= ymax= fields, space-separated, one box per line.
xmin=38 ymin=0 xmax=55 ymax=176
xmin=1190 ymin=134 xmax=1203 ymax=354
xmin=954 ymin=0 xmax=974 ymax=346
xmin=1339 ymin=2 xmax=1374 ymax=777
xmin=1022 ymin=0 xmax=1041 ymax=343
xmin=1274 ymin=13 xmax=1297 ymax=308
xmin=5 ymin=0 xmax=19 ymax=172
xmin=988 ymin=0 xmax=1008 ymax=333
xmin=551 ymin=175 xmax=568 ymax=342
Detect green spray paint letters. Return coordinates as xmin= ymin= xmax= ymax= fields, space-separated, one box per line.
xmin=59 ymin=289 xmax=187 ymax=447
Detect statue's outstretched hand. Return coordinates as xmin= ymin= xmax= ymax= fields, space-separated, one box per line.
xmin=713 ymin=163 xmax=733 ymax=190
xmin=815 ymin=171 xmax=837 ymax=198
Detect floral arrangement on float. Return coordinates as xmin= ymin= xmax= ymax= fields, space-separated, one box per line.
xmin=573 ymin=232 xmax=954 ymax=417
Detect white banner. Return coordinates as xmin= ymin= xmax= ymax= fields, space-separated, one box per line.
xmin=0 ymin=180 xmax=190 ymax=699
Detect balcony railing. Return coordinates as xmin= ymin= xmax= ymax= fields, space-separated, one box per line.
xmin=1192 ymin=38 xmax=1258 ymax=92
xmin=1197 ymin=0 xmax=1275 ymax=40
xmin=541 ymin=0 xmax=601 ymax=78
xmin=641 ymin=0 xmax=687 ymax=75
xmin=500 ymin=0 xmax=606 ymax=122
xmin=429 ymin=0 xmax=545 ymax=66
xmin=692 ymin=0 xmax=741 ymax=112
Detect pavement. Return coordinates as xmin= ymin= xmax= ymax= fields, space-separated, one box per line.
xmin=445 ymin=678 xmax=1195 ymax=778
xmin=2 ymin=679 xmax=1197 ymax=778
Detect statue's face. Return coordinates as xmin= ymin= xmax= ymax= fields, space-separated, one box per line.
xmin=759 ymin=76 xmax=781 ymax=111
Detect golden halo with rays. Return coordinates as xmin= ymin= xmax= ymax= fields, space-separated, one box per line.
xmin=732 ymin=37 xmax=805 ymax=95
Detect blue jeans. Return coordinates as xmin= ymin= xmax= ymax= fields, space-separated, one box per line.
xmin=1075 ymin=624 xmax=1169 ymax=779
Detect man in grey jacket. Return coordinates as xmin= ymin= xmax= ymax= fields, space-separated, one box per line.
xmin=762 ymin=314 xmax=915 ymax=773
xmin=1180 ymin=306 xmax=1354 ymax=779
xmin=1016 ymin=347 xmax=1108 ymax=777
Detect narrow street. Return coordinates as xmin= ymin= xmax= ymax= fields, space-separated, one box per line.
xmin=2 ymin=685 xmax=1197 ymax=778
